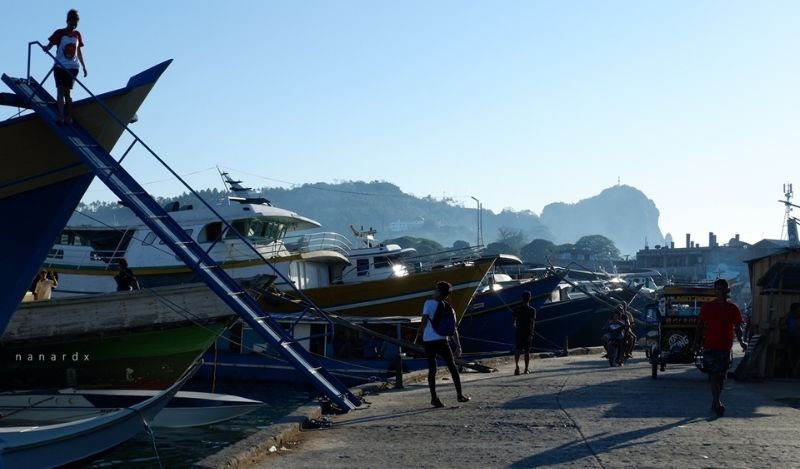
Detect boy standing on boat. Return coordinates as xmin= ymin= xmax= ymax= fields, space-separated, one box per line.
xmin=512 ymin=291 xmax=536 ymax=375
xmin=416 ymin=281 xmax=470 ymax=408
xmin=43 ymin=9 xmax=87 ymax=125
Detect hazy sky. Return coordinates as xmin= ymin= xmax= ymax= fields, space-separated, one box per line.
xmin=2 ymin=1 xmax=798 ymax=247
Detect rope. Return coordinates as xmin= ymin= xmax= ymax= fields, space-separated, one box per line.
xmin=137 ymin=409 xmax=164 ymax=469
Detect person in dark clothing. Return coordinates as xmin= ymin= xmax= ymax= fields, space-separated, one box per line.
xmin=781 ymin=302 xmax=800 ymax=377
xmin=512 ymin=291 xmax=537 ymax=375
xmin=114 ymin=258 xmax=139 ymax=291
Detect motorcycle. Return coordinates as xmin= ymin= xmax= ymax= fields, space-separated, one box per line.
xmin=605 ymin=321 xmax=629 ymax=367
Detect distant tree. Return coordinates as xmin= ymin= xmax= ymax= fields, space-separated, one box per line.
xmin=453 ymin=240 xmax=470 ymax=250
xmin=520 ymin=239 xmax=557 ymax=265
xmin=574 ymin=235 xmax=620 ymax=260
xmin=495 ymin=227 xmax=526 ymax=254
xmin=484 ymin=241 xmax=514 ymax=256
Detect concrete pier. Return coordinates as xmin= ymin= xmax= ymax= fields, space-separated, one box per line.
xmin=196 ymin=350 xmax=800 ymax=468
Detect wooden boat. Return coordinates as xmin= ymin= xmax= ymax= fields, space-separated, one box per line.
xmin=0 ymin=389 xmax=263 ymax=428
xmin=200 ymin=314 xmax=429 ymax=386
xmin=0 ymin=60 xmax=172 ymax=335
xmin=257 ymin=257 xmax=495 ymax=320
xmin=0 ymin=362 xmax=198 ymax=468
xmin=1 ymin=284 xmax=235 ymax=391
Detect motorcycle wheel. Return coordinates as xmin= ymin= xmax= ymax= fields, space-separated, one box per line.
xmin=608 ymin=343 xmax=617 ymax=367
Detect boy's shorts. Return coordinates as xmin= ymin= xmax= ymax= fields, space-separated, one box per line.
xmin=54 ymin=66 xmax=79 ymax=90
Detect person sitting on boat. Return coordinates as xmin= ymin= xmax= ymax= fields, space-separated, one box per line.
xmin=114 ymin=258 xmax=139 ymax=291
xmin=34 ymin=270 xmax=58 ymax=300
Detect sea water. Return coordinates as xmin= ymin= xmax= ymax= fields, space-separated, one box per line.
xmin=87 ymin=381 xmax=317 ymax=468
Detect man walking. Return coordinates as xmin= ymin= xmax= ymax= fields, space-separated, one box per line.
xmin=694 ymin=279 xmax=746 ymax=417
xmin=512 ymin=291 xmax=537 ymax=375
xmin=416 ymin=281 xmax=470 ymax=408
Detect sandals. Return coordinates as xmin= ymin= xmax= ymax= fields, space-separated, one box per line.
xmin=457 ymin=395 xmax=471 ymax=403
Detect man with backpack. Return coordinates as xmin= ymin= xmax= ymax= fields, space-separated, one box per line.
xmin=416 ymin=281 xmax=471 ymax=408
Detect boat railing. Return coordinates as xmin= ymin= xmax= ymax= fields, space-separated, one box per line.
xmin=403 ymin=245 xmax=485 ymax=272
xmin=282 ymin=231 xmax=352 ymax=257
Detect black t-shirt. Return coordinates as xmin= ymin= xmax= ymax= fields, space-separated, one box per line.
xmin=513 ymin=304 xmax=537 ymax=334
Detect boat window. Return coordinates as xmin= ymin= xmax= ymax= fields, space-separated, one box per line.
xmin=357 ymin=258 xmax=370 ymax=276
xmin=200 ymin=222 xmax=223 ymax=243
xmin=374 ymin=256 xmax=390 ymax=269
xmin=56 ymin=231 xmax=88 ymax=246
xmin=222 ymin=218 xmax=289 ymax=243
xmin=71 ymin=229 xmax=134 ymax=262
xmin=142 ymin=232 xmax=157 ymax=246
xmin=225 ymin=220 xmax=250 ymax=239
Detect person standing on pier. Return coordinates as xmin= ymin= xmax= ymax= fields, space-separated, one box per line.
xmin=34 ymin=270 xmax=58 ymax=300
xmin=693 ymin=278 xmax=746 ymax=417
xmin=512 ymin=291 xmax=537 ymax=375
xmin=416 ymin=281 xmax=470 ymax=408
xmin=114 ymin=258 xmax=139 ymax=291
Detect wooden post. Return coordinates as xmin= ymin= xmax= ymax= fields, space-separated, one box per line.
xmin=394 ymin=351 xmax=404 ymax=389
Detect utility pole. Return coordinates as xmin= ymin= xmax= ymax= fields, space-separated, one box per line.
xmin=471 ymin=196 xmax=483 ymax=247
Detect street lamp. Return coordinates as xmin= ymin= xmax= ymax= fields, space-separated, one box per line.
xmin=470 ymin=196 xmax=483 ymax=247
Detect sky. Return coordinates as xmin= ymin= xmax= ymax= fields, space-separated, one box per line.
xmin=2 ymin=1 xmax=799 ymax=248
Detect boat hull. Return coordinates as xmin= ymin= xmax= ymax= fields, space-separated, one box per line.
xmin=2 ymin=284 xmax=234 ymax=390
xmin=0 ymin=361 xmax=196 ymax=469
xmin=197 ymin=351 xmax=429 ymax=387
xmin=458 ymin=275 xmax=622 ymax=354
xmin=0 ymin=61 xmax=171 ymax=335
xmin=0 ymin=390 xmax=263 ymax=428
xmin=258 ymin=258 xmax=495 ymax=319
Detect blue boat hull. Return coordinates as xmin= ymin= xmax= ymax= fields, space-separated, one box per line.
xmin=458 ymin=276 xmax=560 ymax=354
xmin=197 ymin=351 xmax=430 ymax=387
xmin=459 ymin=277 xmax=613 ymax=354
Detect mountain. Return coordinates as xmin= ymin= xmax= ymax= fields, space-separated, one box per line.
xmin=260 ymin=181 xmax=552 ymax=248
xmin=539 ymin=185 xmax=664 ymax=256
xmin=74 ymin=181 xmax=663 ymax=257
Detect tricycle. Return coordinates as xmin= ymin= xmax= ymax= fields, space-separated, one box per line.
xmin=646 ymin=283 xmax=716 ymax=379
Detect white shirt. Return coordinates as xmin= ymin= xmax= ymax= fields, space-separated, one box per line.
xmin=35 ymin=278 xmax=56 ymax=300
xmin=421 ymin=299 xmax=446 ymax=342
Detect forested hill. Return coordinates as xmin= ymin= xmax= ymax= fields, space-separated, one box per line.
xmin=74 ymin=181 xmax=663 ymax=256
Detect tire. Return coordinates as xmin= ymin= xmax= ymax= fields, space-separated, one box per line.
xmin=608 ymin=343 xmax=618 ymax=367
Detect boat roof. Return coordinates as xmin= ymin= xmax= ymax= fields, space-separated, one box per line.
xmin=67 ymin=198 xmax=321 ymax=231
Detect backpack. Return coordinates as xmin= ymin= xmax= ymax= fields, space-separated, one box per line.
xmin=432 ymin=300 xmax=457 ymax=336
